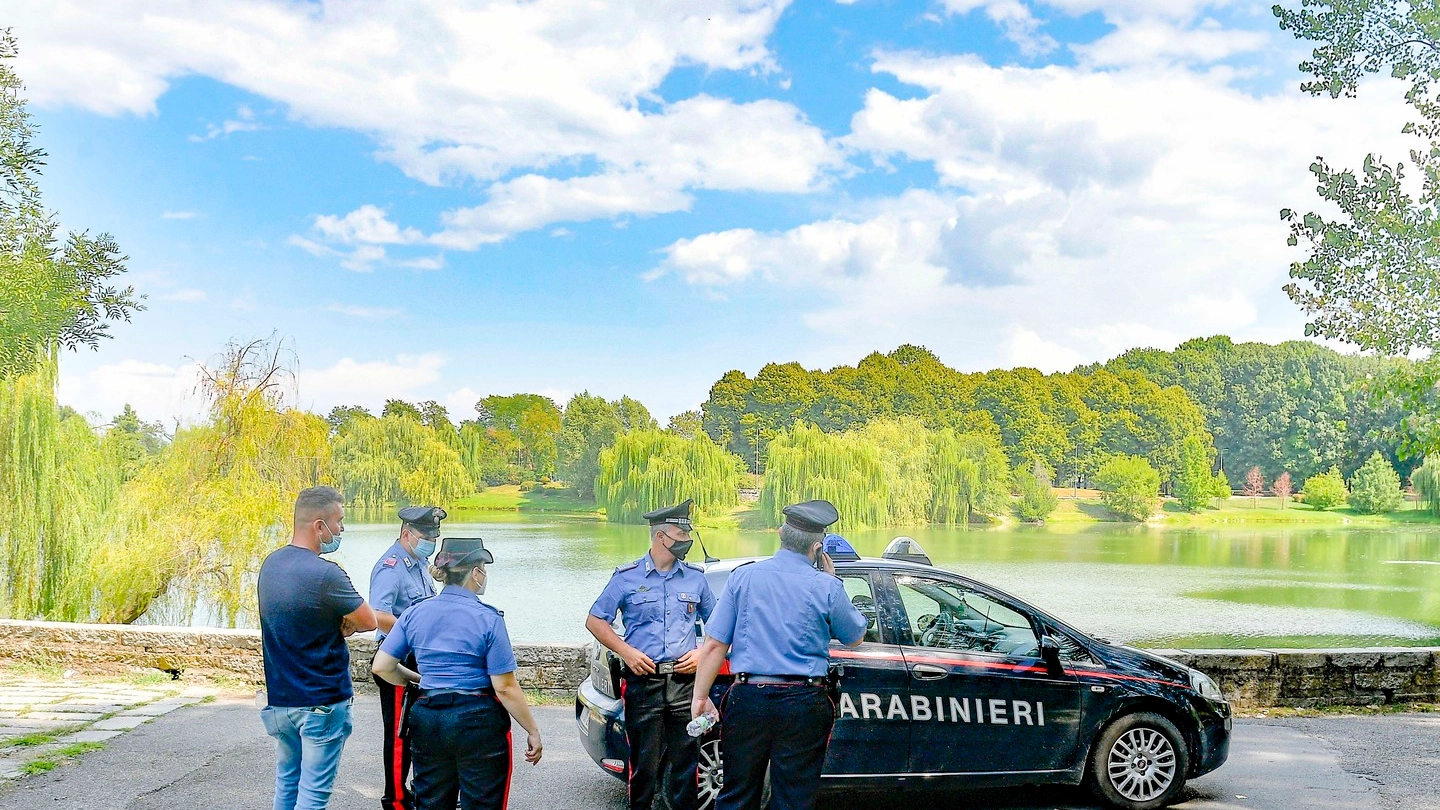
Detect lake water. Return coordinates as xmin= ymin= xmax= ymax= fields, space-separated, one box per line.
xmin=313 ymin=514 xmax=1440 ymax=650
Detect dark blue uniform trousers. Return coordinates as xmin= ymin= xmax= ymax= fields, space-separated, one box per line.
xmin=718 ymin=684 xmax=833 ymax=810
xmin=408 ymin=692 xmax=511 ymax=810
xmin=621 ymin=673 xmax=700 ymax=810
xmin=374 ymin=655 xmax=419 ymax=810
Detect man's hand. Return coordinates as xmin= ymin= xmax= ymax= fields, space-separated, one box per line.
xmin=524 ymin=731 xmax=543 ymax=765
xmin=691 ymin=694 xmax=717 ymax=721
xmin=818 ymin=550 xmax=836 ymax=577
xmin=675 ymin=649 xmax=701 ymax=674
xmin=619 ymin=646 xmax=656 ymax=675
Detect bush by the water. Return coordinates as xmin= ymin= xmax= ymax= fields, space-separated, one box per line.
xmin=1013 ymin=461 xmax=1058 ymax=522
xmin=1302 ymin=466 xmax=1348 ymax=510
xmin=1348 ymin=452 xmax=1402 ymax=514
xmin=1173 ymin=436 xmax=1216 ymax=511
xmin=594 ymin=429 xmax=742 ymax=524
xmin=1094 ymin=455 xmax=1161 ymax=521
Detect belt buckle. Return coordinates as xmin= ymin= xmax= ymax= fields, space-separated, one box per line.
xmin=655 ymin=661 xmax=676 ymax=675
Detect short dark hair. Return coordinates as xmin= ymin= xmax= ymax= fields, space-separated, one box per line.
xmin=443 ymin=564 xmax=482 ymax=586
xmin=294 ymin=486 xmax=343 ymax=528
xmin=779 ymin=522 xmax=822 ymax=554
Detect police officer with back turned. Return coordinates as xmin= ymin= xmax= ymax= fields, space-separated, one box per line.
xmin=690 ymin=499 xmax=867 ymax=810
xmin=371 ymin=537 xmax=543 ymax=810
xmin=369 ymin=505 xmax=444 ymax=810
xmin=586 ymin=499 xmax=716 ymax=810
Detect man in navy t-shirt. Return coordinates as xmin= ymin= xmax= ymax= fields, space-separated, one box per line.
xmin=258 ymin=486 xmax=376 ymax=810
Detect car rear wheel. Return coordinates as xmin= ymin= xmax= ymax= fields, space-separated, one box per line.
xmin=1088 ymin=711 xmax=1189 ymax=810
xmin=696 ymin=737 xmax=770 ymax=810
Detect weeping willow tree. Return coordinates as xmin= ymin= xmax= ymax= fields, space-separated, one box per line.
xmin=0 ymin=352 xmax=122 ymax=619
xmin=595 ymin=429 xmax=742 ymax=524
xmin=760 ymin=423 xmax=890 ymax=528
xmin=760 ymin=420 xmax=1010 ymax=528
xmin=929 ymin=429 xmax=1009 ymax=524
xmin=1413 ymin=457 xmax=1440 ymax=517
xmin=94 ymin=339 xmax=330 ymax=625
xmin=332 ymin=415 xmax=473 ymax=508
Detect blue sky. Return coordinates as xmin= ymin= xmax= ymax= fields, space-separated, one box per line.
xmin=9 ymin=0 xmax=1416 ymax=426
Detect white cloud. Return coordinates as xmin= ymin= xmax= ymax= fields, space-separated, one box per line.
xmin=942 ymin=1 xmax=1058 ymax=57
xmin=1073 ymin=17 xmax=1269 ymax=68
xmin=189 ymin=103 xmax=265 ymax=142
xmin=1007 ymin=328 xmax=1084 ymax=372
xmin=13 ymin=0 xmax=831 ymax=238
xmin=296 ymin=354 xmax=447 ymax=415
xmin=57 ymin=358 xmax=206 ymax=427
xmin=312 ymin=205 xmax=423 ymax=246
xmin=656 ymin=52 xmax=1415 ymax=370
xmin=160 ymin=210 xmax=200 ymax=220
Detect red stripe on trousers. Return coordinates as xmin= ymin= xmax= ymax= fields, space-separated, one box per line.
xmin=388 ymin=683 xmax=405 ymax=810
xmin=502 ymin=729 xmax=514 ymax=809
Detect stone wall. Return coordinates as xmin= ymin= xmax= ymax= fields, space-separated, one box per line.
xmin=0 ymin=620 xmax=587 ymax=698
xmin=1155 ymin=647 xmax=1440 ymax=709
xmin=1 ymin=621 xmax=1435 ymax=708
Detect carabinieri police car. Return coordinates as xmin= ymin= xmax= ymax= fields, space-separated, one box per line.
xmin=575 ymin=537 xmax=1231 ymax=810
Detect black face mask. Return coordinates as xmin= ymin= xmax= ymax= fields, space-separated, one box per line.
xmin=667 ymin=537 xmax=694 ymax=561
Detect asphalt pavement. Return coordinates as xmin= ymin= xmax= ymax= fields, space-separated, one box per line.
xmin=0 ymin=696 xmax=1432 ymax=809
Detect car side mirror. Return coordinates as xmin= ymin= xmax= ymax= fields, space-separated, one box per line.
xmin=1039 ymin=635 xmax=1064 ymax=677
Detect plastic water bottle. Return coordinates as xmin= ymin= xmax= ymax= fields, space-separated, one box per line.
xmin=686 ymin=710 xmax=718 ymax=737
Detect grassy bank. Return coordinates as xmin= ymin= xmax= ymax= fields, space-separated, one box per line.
xmin=1157 ymin=496 xmax=1440 ymax=527
xmin=450 ymin=484 xmax=600 ymax=515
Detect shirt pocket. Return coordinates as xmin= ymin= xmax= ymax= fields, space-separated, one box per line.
xmin=676 ymin=592 xmax=701 ymax=616
xmin=625 ymin=592 xmax=662 ymax=622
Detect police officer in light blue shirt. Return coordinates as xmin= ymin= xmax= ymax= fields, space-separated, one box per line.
xmin=691 ymin=499 xmax=866 ymax=810
xmin=372 ymin=537 xmax=542 ymax=810
xmin=586 ymin=499 xmax=716 ymax=810
xmin=368 ymin=505 xmax=444 ymax=810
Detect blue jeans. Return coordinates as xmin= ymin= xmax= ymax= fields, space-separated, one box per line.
xmin=261 ymin=699 xmax=354 ymax=810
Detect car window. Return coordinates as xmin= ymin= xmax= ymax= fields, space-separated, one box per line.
xmin=1050 ymin=628 xmax=1099 ymax=666
xmin=896 ymin=576 xmax=1038 ymax=658
xmin=839 ymin=573 xmax=881 ymax=643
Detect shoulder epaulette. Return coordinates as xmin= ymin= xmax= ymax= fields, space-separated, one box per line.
xmin=382 ymin=555 xmax=399 ymax=568
xmin=613 ymin=561 xmax=639 ymax=574
xmin=682 ymin=561 xmax=705 ymax=572
xmin=476 ymin=599 xmax=504 ymax=617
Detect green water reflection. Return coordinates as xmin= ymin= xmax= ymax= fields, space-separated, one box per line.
xmin=311 ymin=514 xmax=1440 ymax=649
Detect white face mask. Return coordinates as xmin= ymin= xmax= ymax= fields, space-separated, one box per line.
xmin=474 ymin=566 xmax=488 ymax=595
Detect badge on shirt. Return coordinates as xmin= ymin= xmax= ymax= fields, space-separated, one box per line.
xmin=382 ymin=556 xmax=399 ymax=568
xmin=679 ymin=593 xmax=699 ymax=613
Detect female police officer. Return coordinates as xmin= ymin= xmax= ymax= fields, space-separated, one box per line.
xmin=372 ymin=538 xmax=542 ymax=810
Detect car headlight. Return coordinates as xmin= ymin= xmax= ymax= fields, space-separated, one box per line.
xmin=1189 ymin=668 xmax=1225 ymax=702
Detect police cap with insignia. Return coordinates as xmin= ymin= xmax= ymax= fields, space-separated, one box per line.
xmin=398 ymin=505 xmax=447 ymax=538
xmin=781 ymin=499 xmax=839 ymax=533
xmin=434 ymin=537 xmax=493 ymax=569
xmin=642 ymin=499 xmax=694 ymax=532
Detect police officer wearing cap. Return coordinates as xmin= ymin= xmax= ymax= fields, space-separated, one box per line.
xmin=368 ymin=505 xmax=444 ymax=810
xmin=586 ymin=500 xmax=716 ymax=810
xmin=691 ymin=499 xmax=867 ymax=810
xmin=372 ymin=537 xmax=542 ymax=810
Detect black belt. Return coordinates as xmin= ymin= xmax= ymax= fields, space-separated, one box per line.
xmin=736 ymin=673 xmax=824 ymax=686
xmin=622 ymin=661 xmax=684 ymax=677
xmin=418 ymin=687 xmax=495 ymax=698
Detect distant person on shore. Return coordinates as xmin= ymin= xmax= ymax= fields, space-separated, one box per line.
xmin=258 ymin=485 xmax=377 ymax=810
xmin=585 ymin=499 xmax=715 ymax=810
xmin=372 ymin=537 xmax=543 ymax=810
xmin=369 ymin=505 xmax=446 ymax=810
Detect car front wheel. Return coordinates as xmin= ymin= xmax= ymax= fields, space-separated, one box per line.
xmin=696 ymin=737 xmax=770 ymax=810
xmin=1088 ymin=711 xmax=1189 ymax=810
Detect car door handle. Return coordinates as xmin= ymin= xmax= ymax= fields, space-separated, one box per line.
xmin=909 ymin=664 xmax=949 ymax=681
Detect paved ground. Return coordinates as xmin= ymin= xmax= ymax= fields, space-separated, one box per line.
xmin=0 ymin=695 xmax=1434 ymax=809
xmin=0 ymin=678 xmax=205 ymax=779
